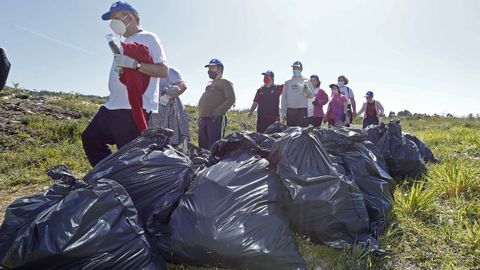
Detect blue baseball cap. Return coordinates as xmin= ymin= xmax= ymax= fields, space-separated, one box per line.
xmin=291 ymin=61 xmax=303 ymax=68
xmin=261 ymin=70 xmax=275 ymax=78
xmin=101 ymin=1 xmax=138 ymax=21
xmin=365 ymin=91 xmax=374 ymax=97
xmin=204 ymin=58 xmax=224 ymax=68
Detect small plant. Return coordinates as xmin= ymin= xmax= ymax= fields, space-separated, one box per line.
xmin=428 ymin=159 xmax=480 ymax=198
xmin=395 ymin=181 xmax=438 ymax=218
xmin=333 ymin=243 xmax=373 ymax=270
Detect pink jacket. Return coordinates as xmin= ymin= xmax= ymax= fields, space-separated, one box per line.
xmin=313 ymin=88 xmax=329 ymax=117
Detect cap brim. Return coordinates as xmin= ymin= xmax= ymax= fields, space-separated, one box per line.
xmin=101 ymin=12 xmax=112 ymax=21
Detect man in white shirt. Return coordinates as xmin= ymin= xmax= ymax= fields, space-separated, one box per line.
xmin=281 ymin=61 xmax=315 ymax=127
xmin=337 ymin=75 xmax=356 ymax=127
xmin=82 ymin=1 xmax=168 ymax=167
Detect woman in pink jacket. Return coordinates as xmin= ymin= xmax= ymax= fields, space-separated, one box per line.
xmin=324 ymin=84 xmax=348 ymax=127
xmin=308 ymin=75 xmax=329 ymax=127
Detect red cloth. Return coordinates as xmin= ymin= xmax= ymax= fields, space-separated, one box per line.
xmin=119 ymin=42 xmax=154 ymax=132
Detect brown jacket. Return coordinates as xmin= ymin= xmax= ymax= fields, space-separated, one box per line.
xmin=198 ymin=78 xmax=236 ymax=117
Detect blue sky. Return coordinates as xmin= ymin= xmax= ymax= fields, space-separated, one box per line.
xmin=1 ymin=0 xmax=479 ymax=115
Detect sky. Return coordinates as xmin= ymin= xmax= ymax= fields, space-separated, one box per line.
xmin=1 ymin=0 xmax=479 ymax=116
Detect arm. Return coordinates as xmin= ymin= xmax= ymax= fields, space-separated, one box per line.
xmin=281 ymin=83 xmax=287 ymax=118
xmin=303 ymin=80 xmax=315 ymax=99
xmin=166 ymin=82 xmax=187 ymax=98
xmin=357 ymin=102 xmax=366 ymax=116
xmin=213 ymin=81 xmax=236 ymax=115
xmin=137 ymin=62 xmax=168 ymax=78
xmin=140 ymin=34 xmax=169 ymax=78
xmin=249 ymin=103 xmax=258 ymax=117
xmin=317 ymin=90 xmax=329 ymax=105
xmin=350 ymin=97 xmax=357 ymax=116
xmin=376 ymin=101 xmax=385 ymax=116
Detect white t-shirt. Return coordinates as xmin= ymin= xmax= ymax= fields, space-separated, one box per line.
xmin=339 ymin=86 xmax=354 ymax=105
xmin=307 ymin=87 xmax=320 ymax=117
xmin=104 ymin=30 xmax=167 ymax=113
xmin=160 ymin=67 xmax=184 ymax=89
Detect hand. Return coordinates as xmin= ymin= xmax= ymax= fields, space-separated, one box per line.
xmin=353 ymin=112 xmax=357 ymax=117
xmin=159 ymin=95 xmax=170 ymax=106
xmin=114 ymin=54 xmax=137 ymax=69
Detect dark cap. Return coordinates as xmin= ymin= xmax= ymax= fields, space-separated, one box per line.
xmin=365 ymin=91 xmax=374 ymax=97
xmin=101 ymin=1 xmax=138 ymax=21
xmin=291 ymin=61 xmax=303 ymax=68
xmin=261 ymin=70 xmax=275 ymax=78
xmin=329 ymin=83 xmax=339 ymax=89
xmin=204 ymin=58 xmax=224 ymax=68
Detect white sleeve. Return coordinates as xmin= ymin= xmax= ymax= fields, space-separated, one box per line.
xmin=169 ymin=68 xmax=184 ymax=84
xmin=146 ymin=33 xmax=167 ymax=64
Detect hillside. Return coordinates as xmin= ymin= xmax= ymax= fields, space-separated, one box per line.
xmin=0 ymin=86 xmax=479 ymax=270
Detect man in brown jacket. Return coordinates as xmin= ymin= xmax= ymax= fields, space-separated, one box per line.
xmin=198 ymin=59 xmax=236 ymax=149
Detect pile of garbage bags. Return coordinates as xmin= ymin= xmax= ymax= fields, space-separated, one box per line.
xmin=0 ymin=122 xmax=437 ymax=269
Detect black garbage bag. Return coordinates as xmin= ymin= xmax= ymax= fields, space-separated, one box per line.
xmin=0 ymin=48 xmax=10 ymax=91
xmin=0 ymin=165 xmax=165 ymax=270
xmin=177 ymin=142 xmax=214 ymax=173
xmin=84 ymin=128 xmax=194 ymax=230
xmin=376 ymin=121 xmax=427 ymax=180
xmin=364 ymin=123 xmax=387 ymax=145
xmin=269 ymin=127 xmax=372 ymax=248
xmin=210 ymin=131 xmax=273 ymax=159
xmin=264 ymin=121 xmax=287 ymax=134
xmin=158 ymin=153 xmax=306 ymax=270
xmin=314 ymin=128 xmax=396 ymax=238
xmin=404 ymin=133 xmax=439 ymax=164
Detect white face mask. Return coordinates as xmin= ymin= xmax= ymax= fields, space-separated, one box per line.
xmin=338 ymin=81 xmax=345 ymax=87
xmin=109 ymin=14 xmax=130 ymax=36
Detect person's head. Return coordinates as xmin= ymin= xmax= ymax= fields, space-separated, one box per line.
xmin=291 ymin=61 xmax=303 ymax=76
xmin=204 ymin=59 xmax=224 ymax=80
xmin=365 ymin=91 xmax=374 ymax=103
xmin=329 ymin=84 xmax=340 ymax=95
xmin=262 ymin=70 xmax=275 ymax=86
xmin=310 ymin=75 xmax=320 ymax=88
xmin=102 ymin=1 xmax=140 ymax=37
xmin=337 ymin=75 xmax=349 ymax=88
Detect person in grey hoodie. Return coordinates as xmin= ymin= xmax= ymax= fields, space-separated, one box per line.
xmin=281 ymin=61 xmax=315 ymax=127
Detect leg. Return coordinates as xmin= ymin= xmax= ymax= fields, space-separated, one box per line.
xmin=311 ymin=117 xmax=322 ymax=127
xmin=297 ymin=108 xmax=308 ymax=127
xmin=198 ymin=117 xmax=209 ymax=149
xmin=207 ymin=115 xmax=225 ymax=149
xmin=111 ymin=109 xmax=142 ymax=149
xmin=286 ymin=108 xmax=297 ymax=127
xmin=81 ymin=106 xmax=114 ymax=167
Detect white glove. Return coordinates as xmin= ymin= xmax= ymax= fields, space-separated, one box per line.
xmin=114 ymin=65 xmax=123 ymax=74
xmin=114 ymin=54 xmax=137 ymax=69
xmin=159 ymin=95 xmax=170 ymax=106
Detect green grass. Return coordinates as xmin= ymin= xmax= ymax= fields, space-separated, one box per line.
xmin=1 ymin=87 xmax=479 ymax=269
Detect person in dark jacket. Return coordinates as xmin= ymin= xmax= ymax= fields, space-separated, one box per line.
xmin=248 ymin=70 xmax=283 ymax=133
xmin=0 ymin=48 xmax=11 ymax=91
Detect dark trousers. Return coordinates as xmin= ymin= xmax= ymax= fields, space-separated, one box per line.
xmin=198 ymin=115 xmax=227 ymax=150
xmin=308 ymin=116 xmax=323 ymax=127
xmin=286 ymin=108 xmax=308 ymax=127
xmin=257 ymin=116 xmax=277 ymax=133
xmin=362 ymin=117 xmax=379 ymax=128
xmin=81 ymin=106 xmax=149 ymax=167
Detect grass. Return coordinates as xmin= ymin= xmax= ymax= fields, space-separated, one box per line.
xmin=0 ymin=87 xmax=479 ymax=269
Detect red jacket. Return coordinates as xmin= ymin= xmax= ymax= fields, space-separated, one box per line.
xmin=120 ymin=42 xmax=154 ymax=132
